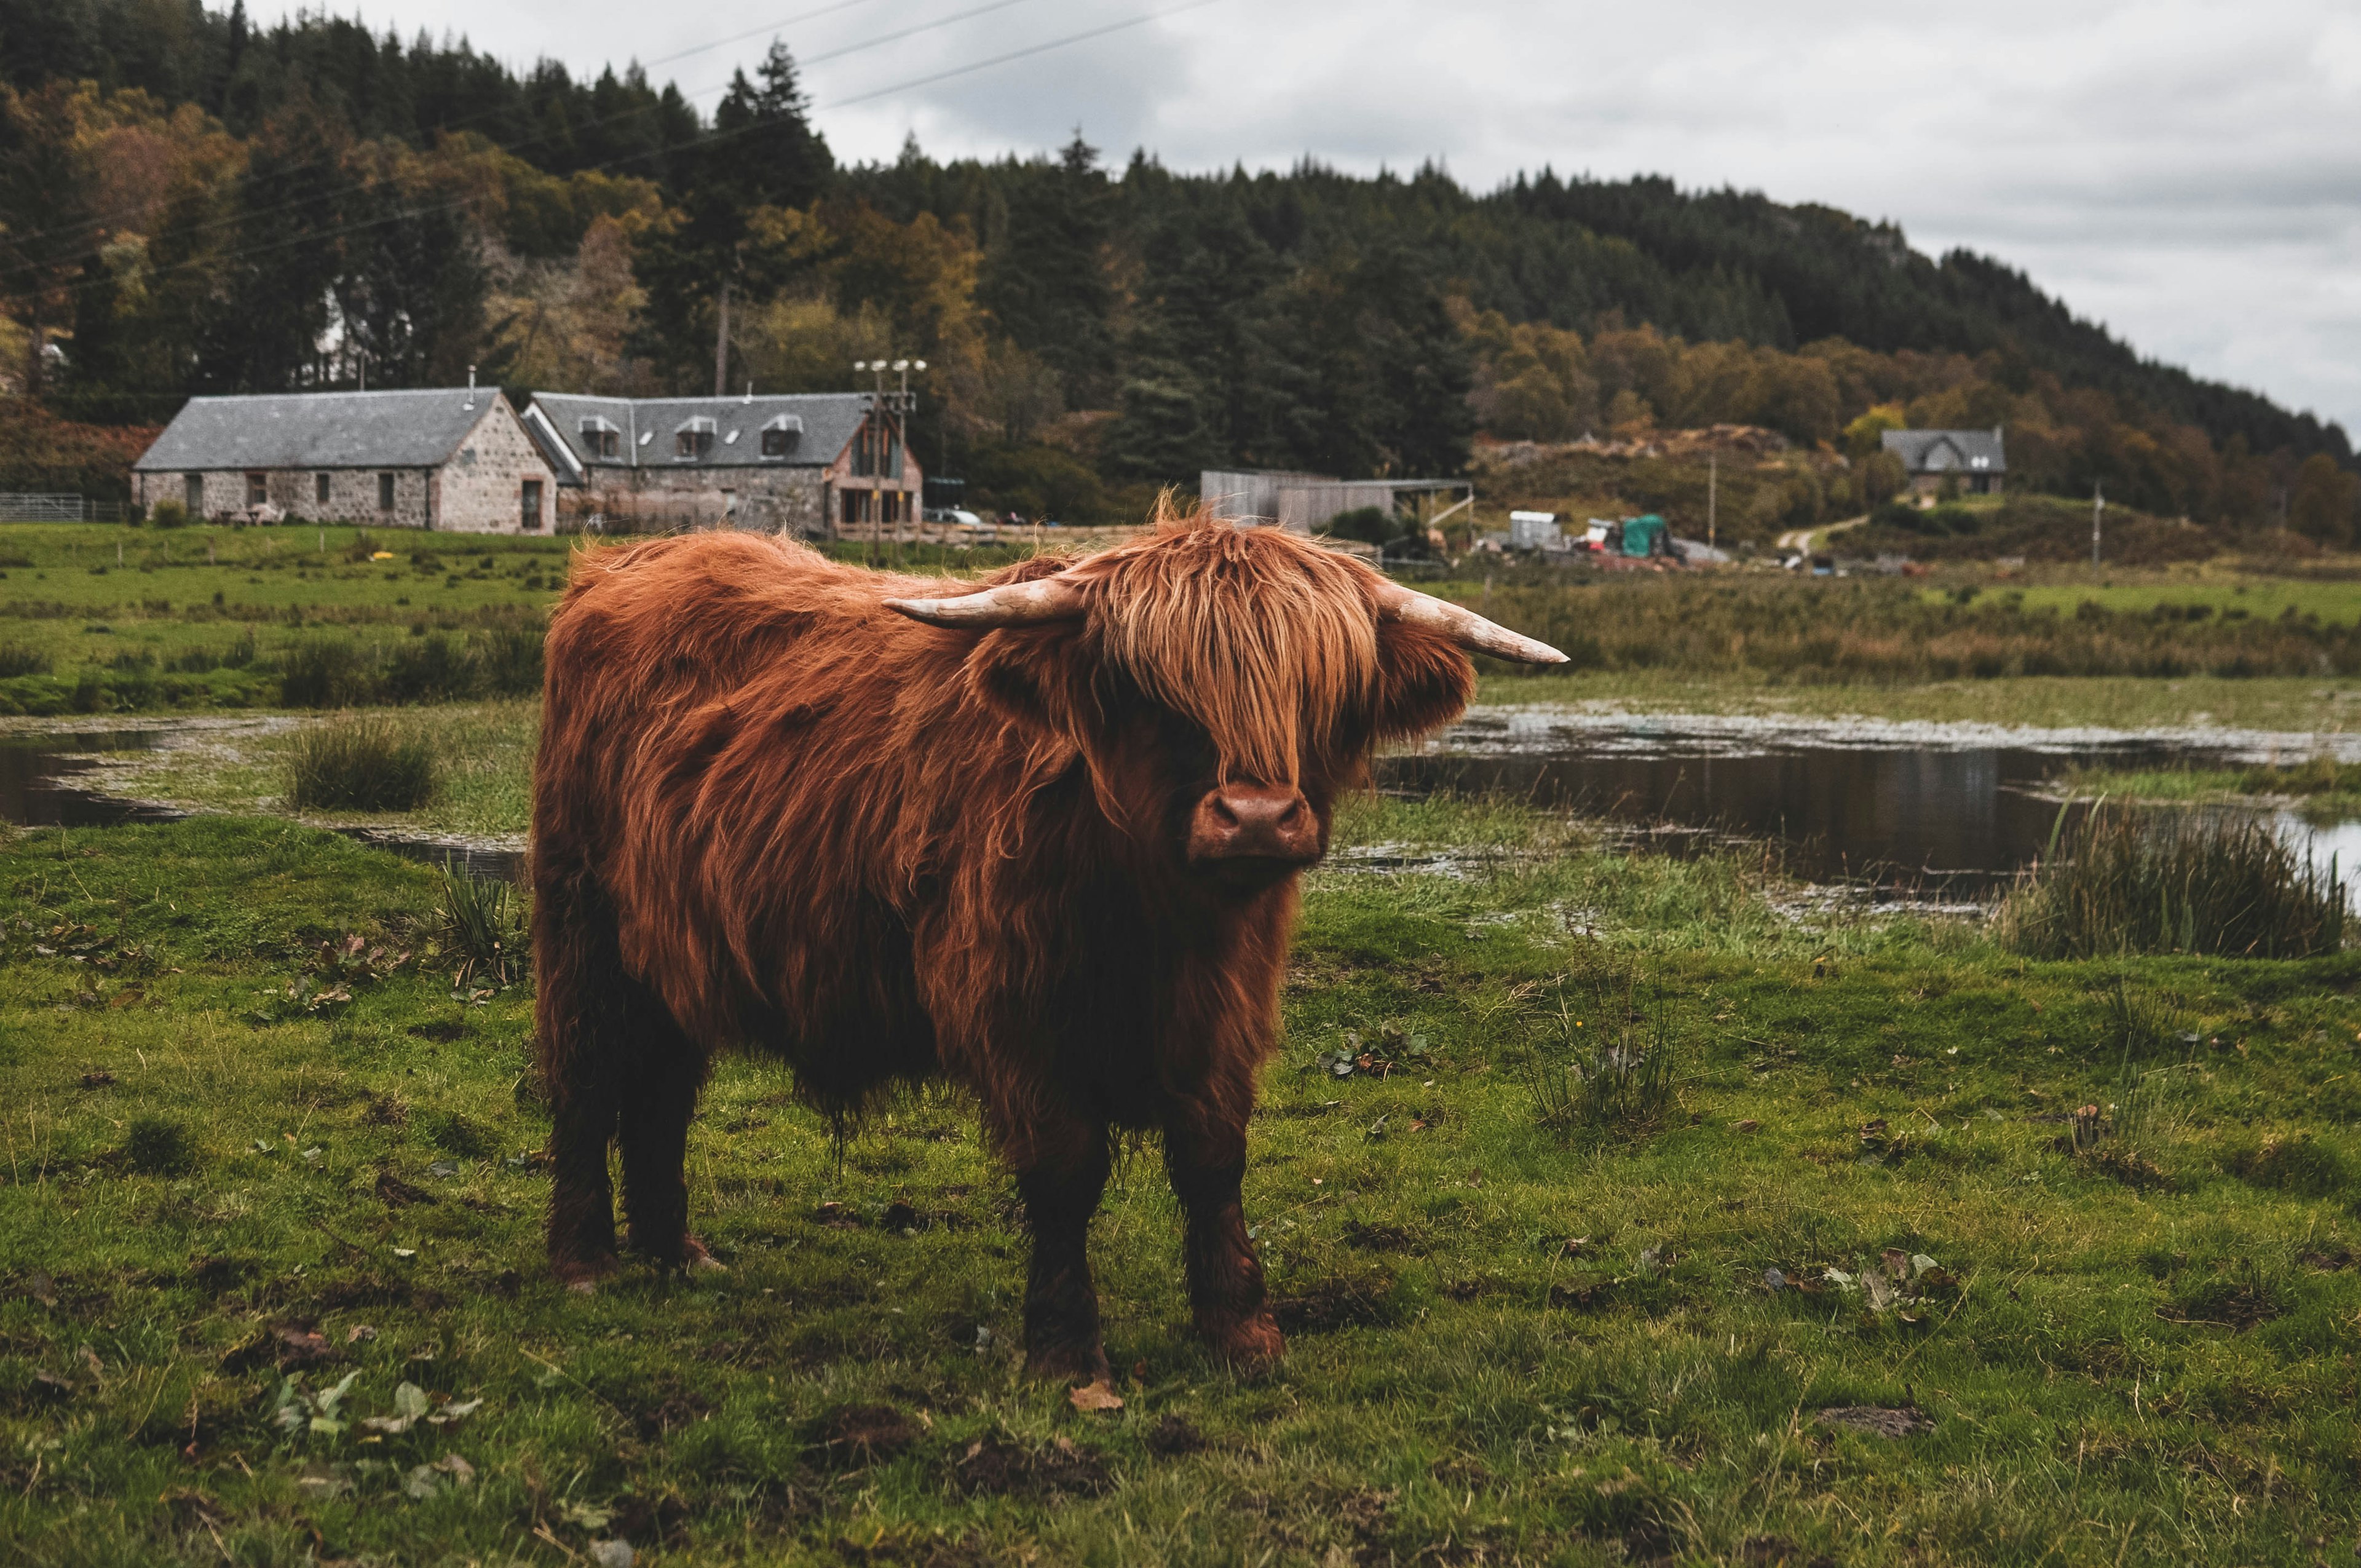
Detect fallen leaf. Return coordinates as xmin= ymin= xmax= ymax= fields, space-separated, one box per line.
xmin=392 ymin=1248 xmax=417 ymax=1260
xmin=560 ymin=1502 xmax=614 ymax=1532
xmin=431 ymin=1452 xmax=475 ymax=1483
xmin=346 ymin=1324 xmax=378 ymax=1344
xmin=427 ymin=1160 xmax=458 ymax=1179
xmin=1562 ymin=1235 xmax=1591 ymax=1258
xmin=1734 ymin=1119 xmax=1761 ymax=1133
xmin=428 ymin=1398 xmax=484 ymax=1427
xmin=1068 ymin=1380 xmax=1125 ymax=1413
xmin=79 ymin=1344 xmax=105 ymax=1378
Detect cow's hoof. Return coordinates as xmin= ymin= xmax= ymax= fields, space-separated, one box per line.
xmin=1024 ymin=1341 xmax=1112 ymax=1386
xmin=682 ymin=1236 xmax=727 ymax=1272
xmin=1202 ymin=1310 xmax=1284 ymax=1372
xmin=553 ymin=1252 xmax=619 ymax=1294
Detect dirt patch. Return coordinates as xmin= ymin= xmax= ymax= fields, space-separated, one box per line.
xmin=1271 ymin=1272 xmax=1398 ymax=1334
xmin=814 ymin=1403 xmax=916 ymax=1468
xmin=1143 ymin=1415 xmax=1207 ymax=1457
xmin=1341 ymin=1221 xmax=1418 ymax=1253
xmin=950 ymin=1435 xmax=1110 ymax=1499
xmin=1813 ymin=1405 xmax=1933 ymax=1438
xmin=1741 ymin=1536 xmax=1835 ymax=1567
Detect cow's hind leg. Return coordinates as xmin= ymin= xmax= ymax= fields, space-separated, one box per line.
xmin=1011 ymin=1121 xmax=1113 ymax=1385
xmin=537 ymin=891 xmax=625 ymax=1290
xmin=615 ymin=1000 xmax=715 ymax=1270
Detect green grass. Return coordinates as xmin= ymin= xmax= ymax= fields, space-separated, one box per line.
xmin=286 ymin=718 xmax=440 ymax=812
xmin=4 ymin=802 xmax=2360 ymax=1564
xmin=1953 ymin=576 xmax=2361 ymax=628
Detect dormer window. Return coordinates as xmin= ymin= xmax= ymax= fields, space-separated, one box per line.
xmin=578 ymin=416 xmax=620 ymax=459
xmin=674 ymin=418 xmax=716 ymax=460
xmin=760 ymin=413 xmax=803 ymax=459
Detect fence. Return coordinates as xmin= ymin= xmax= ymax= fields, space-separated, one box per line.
xmin=0 ymin=494 xmax=131 ymax=523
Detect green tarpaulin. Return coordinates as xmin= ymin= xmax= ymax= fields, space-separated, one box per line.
xmin=1620 ymin=513 xmax=1667 ymax=557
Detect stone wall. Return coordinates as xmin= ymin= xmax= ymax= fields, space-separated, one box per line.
xmin=136 ymin=467 xmax=433 ymax=526
xmin=566 ymin=464 xmax=831 ymax=536
xmin=435 ymin=403 xmax=558 ymax=533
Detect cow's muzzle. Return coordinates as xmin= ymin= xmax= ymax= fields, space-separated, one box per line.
xmin=1188 ymin=783 xmax=1323 ymax=885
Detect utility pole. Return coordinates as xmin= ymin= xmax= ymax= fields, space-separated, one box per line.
xmin=1707 ymin=451 xmax=1717 ymax=551
xmin=713 ymin=279 xmax=733 ymax=398
xmin=2091 ymin=481 xmax=2105 ymax=569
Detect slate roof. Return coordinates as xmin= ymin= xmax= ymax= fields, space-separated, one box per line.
xmin=1881 ymin=427 xmax=2007 ymax=475
xmin=133 ymin=388 xmax=505 ymax=472
xmin=527 ymin=392 xmax=873 ymax=474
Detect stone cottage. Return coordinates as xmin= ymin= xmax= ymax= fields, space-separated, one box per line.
xmin=522 ymin=392 xmax=921 ymax=537
xmin=132 ymin=387 xmax=558 ymax=533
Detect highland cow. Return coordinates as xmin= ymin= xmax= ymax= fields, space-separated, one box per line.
xmin=532 ymin=504 xmax=1564 ymax=1379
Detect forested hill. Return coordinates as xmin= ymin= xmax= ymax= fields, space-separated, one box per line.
xmin=2 ymin=0 xmax=2352 ymax=534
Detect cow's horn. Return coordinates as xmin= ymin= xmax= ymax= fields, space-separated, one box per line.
xmin=883 ymin=575 xmax=1088 ymax=628
xmin=1374 ymin=582 xmax=1568 ymax=665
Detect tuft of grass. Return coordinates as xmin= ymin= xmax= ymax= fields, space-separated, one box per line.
xmin=1999 ymin=804 xmax=2346 ymax=959
xmin=2225 ymin=1134 xmax=2352 ymax=1198
xmin=122 ymin=1114 xmax=197 ymax=1175
xmin=1520 ymin=954 xmax=1680 ymax=1137
xmin=287 ymin=717 xmax=438 ymax=811
xmin=435 ymin=863 xmax=525 ymax=986
xmin=0 ymin=638 xmax=52 ymax=676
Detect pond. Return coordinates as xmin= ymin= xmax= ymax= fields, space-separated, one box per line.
xmin=0 ymin=729 xmax=523 ymax=880
xmin=1378 ymin=709 xmax=2361 ymax=895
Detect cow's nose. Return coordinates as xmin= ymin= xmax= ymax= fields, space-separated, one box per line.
xmin=1190 ymin=783 xmax=1322 ymax=869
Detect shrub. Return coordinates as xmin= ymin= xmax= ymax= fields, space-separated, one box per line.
xmin=0 ymin=641 xmax=52 ymax=677
xmin=278 ymin=636 xmax=376 ymax=707
xmin=148 ymin=497 xmax=191 ymax=528
xmin=124 ymin=1115 xmax=198 ymax=1176
xmin=473 ymin=625 xmax=545 ymax=697
xmin=2000 ymin=806 xmax=2347 ymax=959
xmin=286 ymin=718 xmax=438 ymax=811
xmin=383 ymin=632 xmax=473 ymax=702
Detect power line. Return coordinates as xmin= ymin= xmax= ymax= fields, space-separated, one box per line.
xmin=820 ymin=0 xmax=1228 ymax=108
xmin=8 ymin=0 xmax=1232 ymax=323
xmin=0 ymin=0 xmax=1067 ymax=272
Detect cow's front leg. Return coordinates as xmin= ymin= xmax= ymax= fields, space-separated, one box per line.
xmin=1013 ymin=1131 xmax=1113 ymax=1384
xmin=1166 ymin=1122 xmax=1283 ymax=1370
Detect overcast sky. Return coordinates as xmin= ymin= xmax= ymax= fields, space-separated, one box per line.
xmin=261 ymin=0 xmax=2361 ymax=437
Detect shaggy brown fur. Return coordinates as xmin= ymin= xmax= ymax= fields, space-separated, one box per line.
xmin=532 ymin=502 xmax=1475 ymax=1376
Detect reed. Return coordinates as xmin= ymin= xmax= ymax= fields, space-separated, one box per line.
xmin=285 ymin=716 xmax=438 ymax=811
xmin=1999 ymin=805 xmax=2347 ymax=959
xmin=1521 ymin=956 xmax=1681 ymax=1137
xmin=434 ymin=863 xmax=525 ymax=987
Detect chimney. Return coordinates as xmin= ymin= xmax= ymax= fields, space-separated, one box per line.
xmin=465 ymin=365 xmax=477 ymax=411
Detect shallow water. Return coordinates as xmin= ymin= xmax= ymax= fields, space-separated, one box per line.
xmin=1380 ymin=708 xmax=2361 ymax=893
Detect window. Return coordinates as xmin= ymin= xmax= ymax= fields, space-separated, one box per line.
xmin=183 ymin=474 xmax=203 ymax=513
xmin=245 ymin=472 xmax=267 ymax=507
xmin=674 ymin=418 xmax=716 ymax=460
xmin=521 ymin=479 xmax=544 ymax=532
xmin=579 ymin=418 xmax=620 ymax=459
xmin=316 ymin=472 xmax=332 ymax=505
xmin=378 ymin=472 xmax=396 ymax=512
xmin=760 ymin=414 xmax=802 ymax=458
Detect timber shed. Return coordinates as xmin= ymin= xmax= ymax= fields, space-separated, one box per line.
xmin=133 ymin=387 xmax=556 ymax=533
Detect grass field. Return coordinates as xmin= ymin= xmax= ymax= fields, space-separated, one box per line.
xmin=6 ymin=526 xmax=2361 ymax=1563
xmin=4 ymin=799 xmax=2360 ymax=1566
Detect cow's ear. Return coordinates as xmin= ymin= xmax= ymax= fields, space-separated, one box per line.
xmin=1371 ymin=618 xmax=1477 ymax=743
xmin=966 ymin=624 xmax=1101 ymax=743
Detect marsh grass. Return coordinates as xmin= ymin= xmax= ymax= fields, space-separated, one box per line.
xmin=1999 ymin=805 xmax=2347 ymax=959
xmin=286 ymin=716 xmax=438 ymax=811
